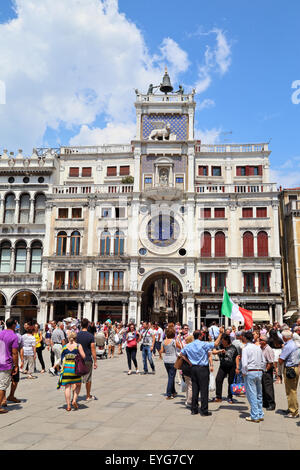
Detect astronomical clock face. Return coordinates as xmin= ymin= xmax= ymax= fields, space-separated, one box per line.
xmin=147 ymin=214 xmax=180 ymax=247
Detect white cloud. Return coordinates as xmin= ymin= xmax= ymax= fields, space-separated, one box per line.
xmin=69 ymin=122 xmax=136 ymax=146
xmin=195 ymin=127 xmax=222 ymax=144
xmin=271 ymin=156 xmax=300 ymax=188
xmin=194 ymin=29 xmax=232 ymax=94
xmin=197 ymin=98 xmax=215 ymax=111
xmin=0 ymin=0 xmax=189 ymax=152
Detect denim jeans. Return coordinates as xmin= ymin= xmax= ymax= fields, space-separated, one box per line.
xmin=164 ymin=362 xmax=176 ymax=397
xmin=142 ymin=345 xmax=155 ymax=373
xmin=245 ymin=371 xmax=264 ymax=420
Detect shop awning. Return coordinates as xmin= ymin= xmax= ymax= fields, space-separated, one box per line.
xmin=251 ymin=311 xmax=270 ymax=322
xmin=283 ymin=310 xmax=298 ymax=319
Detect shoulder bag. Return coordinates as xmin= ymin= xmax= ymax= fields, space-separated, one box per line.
xmin=75 ymin=353 xmax=89 ymax=376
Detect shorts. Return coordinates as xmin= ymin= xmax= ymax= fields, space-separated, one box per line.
xmin=0 ymin=370 xmax=12 ymax=391
xmin=273 ymin=349 xmax=282 ymax=362
xmin=12 ymin=368 xmax=20 ymax=383
xmin=81 ymin=361 xmax=93 ymax=384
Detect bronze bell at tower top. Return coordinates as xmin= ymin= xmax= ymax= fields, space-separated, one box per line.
xmin=159 ymin=67 xmax=173 ymax=94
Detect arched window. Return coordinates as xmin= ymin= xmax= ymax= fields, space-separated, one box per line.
xmin=243 ymin=231 xmax=254 ymax=257
xmin=56 ymin=231 xmax=67 ymax=256
xmin=4 ymin=193 xmax=15 ymax=223
xmin=70 ymin=231 xmax=80 ymax=256
xmin=34 ymin=193 xmax=46 ymax=223
xmin=19 ymin=193 xmax=30 ymax=223
xmin=30 ymin=241 xmax=42 ymax=273
xmin=201 ymin=231 xmax=211 ymax=257
xmin=0 ymin=241 xmax=11 ymax=273
xmin=257 ymin=231 xmax=268 ymax=257
xmin=100 ymin=231 xmax=110 ymax=256
xmin=15 ymin=241 xmax=27 ymax=273
xmin=114 ymin=230 xmax=124 ymax=255
xmin=215 ymin=231 xmax=225 ymax=257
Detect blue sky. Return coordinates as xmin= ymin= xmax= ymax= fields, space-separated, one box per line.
xmin=0 ymin=0 xmax=300 ymax=187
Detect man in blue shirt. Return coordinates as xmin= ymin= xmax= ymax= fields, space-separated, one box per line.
xmin=279 ymin=330 xmax=300 ymax=418
xmin=181 ymin=327 xmax=223 ymax=416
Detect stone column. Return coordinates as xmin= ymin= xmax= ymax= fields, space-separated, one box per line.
xmin=87 ymin=200 xmax=95 ymax=256
xmin=84 ymin=301 xmax=92 ymax=321
xmin=5 ymin=306 xmax=11 ymax=322
xmin=0 ymin=197 xmax=4 ymax=223
xmin=49 ymin=302 xmax=54 ymax=322
xmin=197 ymin=303 xmax=201 ymax=329
xmin=14 ymin=198 xmax=20 ymax=225
xmin=122 ymin=302 xmax=126 ymax=325
xmin=186 ymin=297 xmax=195 ymax=331
xmin=94 ymin=302 xmax=99 ymax=324
xmin=38 ymin=301 xmax=47 ymax=326
xmin=269 ymin=304 xmax=273 ymax=324
xmin=275 ymin=304 xmax=283 ymax=325
xmin=187 ymin=147 xmax=195 ymax=193
xmin=133 ymin=149 xmax=141 ymax=192
xmin=137 ymin=298 xmax=141 ymax=327
xmin=10 ymin=247 xmax=15 ymax=273
xmin=77 ymin=302 xmax=81 ymax=321
xmin=26 ymin=247 xmax=31 ymax=273
xmin=29 ymin=198 xmax=35 ymax=224
xmin=128 ymin=295 xmax=137 ymax=325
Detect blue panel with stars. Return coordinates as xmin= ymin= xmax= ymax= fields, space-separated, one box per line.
xmin=142 ymin=114 xmax=188 ymax=140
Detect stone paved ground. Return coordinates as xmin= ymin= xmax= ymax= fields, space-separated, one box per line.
xmin=1 ymin=351 xmax=300 ymax=450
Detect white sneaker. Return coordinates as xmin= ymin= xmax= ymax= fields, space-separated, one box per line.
xmin=128 ymin=370 xmax=132 ymax=375
xmin=136 ymin=369 xmax=140 ymax=374
xmin=49 ymin=367 xmax=56 ymax=376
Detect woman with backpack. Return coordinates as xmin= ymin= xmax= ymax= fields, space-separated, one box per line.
xmin=125 ymin=323 xmax=140 ymax=375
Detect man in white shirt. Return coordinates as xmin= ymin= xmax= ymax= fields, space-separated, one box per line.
xmin=153 ymin=323 xmax=163 ymax=357
xmin=241 ymin=331 xmax=266 ymax=423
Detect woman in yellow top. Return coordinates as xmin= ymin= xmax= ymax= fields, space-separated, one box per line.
xmin=34 ymin=323 xmax=45 ymax=373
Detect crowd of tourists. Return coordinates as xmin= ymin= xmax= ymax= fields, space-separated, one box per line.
xmin=1 ymin=316 xmax=300 ymax=422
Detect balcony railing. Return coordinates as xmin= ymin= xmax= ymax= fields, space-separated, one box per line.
xmin=50 ymin=283 xmax=84 ymax=291
xmin=196 ymin=143 xmax=268 ymax=153
xmin=285 ymin=200 xmax=300 ymax=216
xmin=60 ymin=145 xmax=132 ymax=155
xmin=53 ymin=184 xmax=133 ymax=195
xmin=195 ymin=183 xmax=277 ymax=194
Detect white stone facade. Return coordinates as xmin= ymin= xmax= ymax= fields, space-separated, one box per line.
xmin=0 ymin=84 xmax=283 ymax=329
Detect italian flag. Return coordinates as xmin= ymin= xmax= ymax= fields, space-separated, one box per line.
xmin=221 ymin=287 xmax=253 ymax=330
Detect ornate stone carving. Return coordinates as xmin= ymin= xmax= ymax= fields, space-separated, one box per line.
xmin=149 ymin=122 xmax=172 ymax=141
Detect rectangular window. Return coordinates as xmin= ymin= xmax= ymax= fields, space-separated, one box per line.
xmin=200 ymin=273 xmax=212 ymax=292
xmin=102 ymin=208 xmax=112 ymax=218
xmin=15 ymin=248 xmax=26 ymax=273
xmin=256 ymin=207 xmax=267 ymax=218
xmin=120 ymin=166 xmax=130 ymax=176
xmin=30 ymin=248 xmax=42 ymax=273
xmin=215 ymin=273 xmax=226 ymax=292
xmin=214 ymin=208 xmax=225 ymax=218
xmin=198 ymin=166 xmax=208 ymax=176
xmin=107 ymin=166 xmax=117 ymax=177
xmin=82 ymin=167 xmax=92 ymax=177
xmin=259 ymin=272 xmax=270 ymax=292
xmin=115 ymin=207 xmax=125 ymax=218
xmin=58 ymin=208 xmax=68 ymax=219
xmin=236 ymin=166 xmax=246 ymax=176
xmin=72 ymin=208 xmax=82 ymax=218
xmin=242 ymin=207 xmax=253 ymax=218
xmin=112 ymin=271 xmax=124 ymax=290
xmin=68 ymin=271 xmax=79 ymax=289
xmin=69 ymin=167 xmax=79 ymax=177
xmin=99 ymin=271 xmax=109 ymax=290
xmin=212 ymin=166 xmax=222 ymax=176
xmin=244 ymin=273 xmax=255 ymax=293
xmin=54 ymin=272 xmax=65 ymax=290
xmin=200 ymin=208 xmax=211 ymax=218
xmin=0 ymin=248 xmax=10 ymax=273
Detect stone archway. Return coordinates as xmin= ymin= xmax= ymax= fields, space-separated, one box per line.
xmin=11 ymin=290 xmax=38 ymax=331
xmin=140 ymin=271 xmax=183 ymax=324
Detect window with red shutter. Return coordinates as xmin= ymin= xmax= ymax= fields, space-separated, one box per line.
xmin=120 ymin=166 xmax=130 ymax=176
xmin=69 ymin=167 xmax=79 ymax=177
xmin=201 ymin=232 xmax=211 ymax=257
xmin=257 ymin=231 xmax=268 ymax=257
xmin=107 ymin=166 xmax=117 ymax=176
xmin=256 ymin=207 xmax=267 ymax=218
xmin=236 ymin=166 xmax=242 ymax=176
xmin=215 ymin=231 xmax=225 ymax=257
xmin=258 ymin=272 xmax=270 ymax=292
xmin=214 ymin=208 xmax=225 ymax=218
xmin=258 ymin=165 xmax=263 ymax=176
xmin=242 ymin=208 xmax=253 ymax=218
xmin=82 ymin=167 xmax=92 ymax=177
xmin=198 ymin=166 xmax=208 ymax=176
xmin=200 ymin=272 xmax=212 ymax=292
xmin=201 ymin=207 xmax=211 ymax=219
xmin=243 ymin=232 xmax=254 ymax=257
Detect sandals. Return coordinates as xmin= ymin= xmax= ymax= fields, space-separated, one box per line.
xmin=66 ymin=406 xmax=71 ymax=412
xmin=0 ymin=408 xmax=8 ymax=414
xmin=72 ymin=402 xmax=79 ymax=410
xmin=7 ymin=397 xmax=21 ymax=403
xmin=86 ymin=395 xmax=97 ymax=401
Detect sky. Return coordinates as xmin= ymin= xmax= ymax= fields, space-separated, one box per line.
xmin=0 ymin=0 xmax=300 ymax=187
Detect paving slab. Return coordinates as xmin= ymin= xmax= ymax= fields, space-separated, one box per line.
xmin=1 ymin=350 xmax=300 ymax=450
